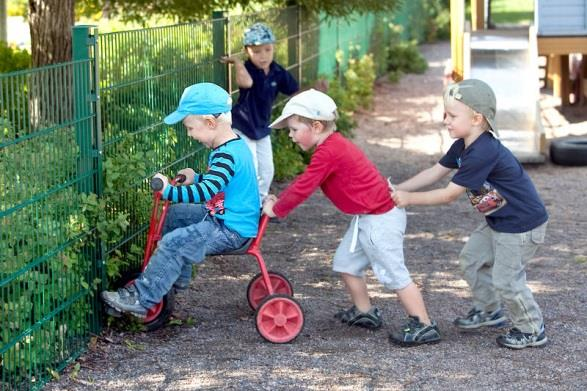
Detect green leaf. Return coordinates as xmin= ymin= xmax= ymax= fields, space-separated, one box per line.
xmin=47 ymin=367 xmax=60 ymax=380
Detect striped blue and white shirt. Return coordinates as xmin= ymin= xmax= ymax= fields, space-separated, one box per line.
xmin=162 ymin=136 xmax=260 ymax=237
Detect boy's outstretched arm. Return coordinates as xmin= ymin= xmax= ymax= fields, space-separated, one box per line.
xmin=160 ymin=153 xmax=236 ymax=203
xmin=219 ymin=55 xmax=253 ymax=88
xmin=392 ymin=182 xmax=466 ymax=208
xmin=395 ymin=163 xmax=452 ymax=192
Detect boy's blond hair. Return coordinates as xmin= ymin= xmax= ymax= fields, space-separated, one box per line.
xmin=293 ymin=114 xmax=337 ymax=132
xmin=192 ymin=111 xmax=232 ymax=126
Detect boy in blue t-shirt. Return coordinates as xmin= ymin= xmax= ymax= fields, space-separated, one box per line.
xmin=101 ymin=83 xmax=260 ymax=318
xmin=391 ymin=79 xmax=549 ymax=349
xmin=220 ymin=23 xmax=299 ymax=203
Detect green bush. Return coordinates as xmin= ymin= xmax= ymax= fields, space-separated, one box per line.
xmin=272 ymin=130 xmax=307 ymax=181
xmin=383 ymin=23 xmax=428 ymax=84
xmin=387 ymin=41 xmax=428 ymax=76
xmin=0 ymin=42 xmax=31 ymax=73
xmin=423 ymin=0 xmax=451 ymax=41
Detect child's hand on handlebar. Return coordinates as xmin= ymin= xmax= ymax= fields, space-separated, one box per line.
xmin=152 ymin=173 xmax=169 ymax=193
xmin=176 ymin=168 xmax=196 ymax=185
xmin=262 ymin=194 xmax=278 ymax=218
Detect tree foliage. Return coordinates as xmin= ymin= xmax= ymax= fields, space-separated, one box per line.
xmin=78 ymin=0 xmax=402 ymax=22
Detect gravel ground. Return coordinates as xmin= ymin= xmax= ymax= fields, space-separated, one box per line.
xmin=47 ymin=41 xmax=587 ymax=391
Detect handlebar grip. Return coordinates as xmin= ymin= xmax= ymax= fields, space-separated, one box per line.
xmin=151 ymin=173 xmax=187 ymax=191
xmin=150 ymin=177 xmax=164 ymax=191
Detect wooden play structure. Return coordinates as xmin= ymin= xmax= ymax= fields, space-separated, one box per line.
xmin=452 ymin=0 xmax=587 ymax=105
xmin=535 ymin=0 xmax=587 ymax=105
xmin=449 ymin=0 xmax=587 ymax=162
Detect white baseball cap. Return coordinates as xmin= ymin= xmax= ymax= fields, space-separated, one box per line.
xmin=269 ymin=89 xmax=337 ymax=129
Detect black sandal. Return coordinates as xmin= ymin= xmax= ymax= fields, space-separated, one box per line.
xmin=334 ymin=305 xmax=383 ymax=330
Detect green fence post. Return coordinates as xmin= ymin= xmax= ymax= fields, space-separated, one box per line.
xmin=212 ymin=11 xmax=228 ymax=89
xmin=286 ymin=2 xmax=301 ymax=84
xmin=72 ymin=25 xmax=96 ymax=195
xmin=72 ymin=25 xmax=106 ymax=331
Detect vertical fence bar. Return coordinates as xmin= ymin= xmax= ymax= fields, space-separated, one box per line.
xmin=297 ymin=5 xmax=303 ymax=85
xmin=212 ymin=11 xmax=228 ymax=89
xmin=91 ymin=27 xmax=107 ymax=327
xmin=72 ymin=26 xmax=96 ymax=194
xmin=72 ymin=25 xmax=105 ymax=333
xmin=286 ymin=4 xmax=300 ymax=84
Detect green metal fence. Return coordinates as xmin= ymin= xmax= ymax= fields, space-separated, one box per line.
xmin=0 ymin=58 xmax=101 ymax=389
xmin=0 ymin=4 xmax=428 ymax=390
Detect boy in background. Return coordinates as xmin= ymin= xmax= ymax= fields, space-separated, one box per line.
xmin=221 ymin=22 xmax=299 ymax=203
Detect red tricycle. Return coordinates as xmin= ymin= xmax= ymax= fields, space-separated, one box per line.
xmin=105 ymin=175 xmax=305 ymax=344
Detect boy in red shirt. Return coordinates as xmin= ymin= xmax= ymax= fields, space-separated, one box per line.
xmin=263 ymin=89 xmax=440 ymax=346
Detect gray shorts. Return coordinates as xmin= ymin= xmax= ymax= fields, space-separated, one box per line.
xmin=332 ymin=207 xmax=412 ymax=290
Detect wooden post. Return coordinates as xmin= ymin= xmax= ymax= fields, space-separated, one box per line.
xmin=581 ymin=57 xmax=587 ymax=105
xmin=560 ymin=55 xmax=570 ymax=106
xmin=450 ymin=0 xmax=466 ymax=81
xmin=549 ymin=55 xmax=570 ymax=105
xmin=471 ymin=0 xmax=485 ymax=31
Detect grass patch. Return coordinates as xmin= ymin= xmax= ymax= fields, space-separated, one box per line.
xmin=490 ymin=0 xmax=534 ymax=25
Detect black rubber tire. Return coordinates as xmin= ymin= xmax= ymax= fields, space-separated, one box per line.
xmin=549 ymin=137 xmax=587 ymax=166
xmin=113 ymin=271 xmax=175 ymax=331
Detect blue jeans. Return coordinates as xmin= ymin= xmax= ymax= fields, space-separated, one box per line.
xmin=134 ymin=204 xmax=249 ymax=309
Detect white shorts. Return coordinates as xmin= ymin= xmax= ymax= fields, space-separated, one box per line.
xmin=332 ymin=207 xmax=412 ymax=290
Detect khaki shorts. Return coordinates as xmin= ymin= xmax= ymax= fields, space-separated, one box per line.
xmin=333 ymin=207 xmax=412 ymax=290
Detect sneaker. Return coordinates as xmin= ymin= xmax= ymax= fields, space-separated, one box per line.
xmin=496 ymin=326 xmax=547 ymax=349
xmin=454 ymin=308 xmax=507 ymax=329
xmin=173 ymin=281 xmax=190 ymax=291
xmin=334 ymin=305 xmax=383 ymax=330
xmin=101 ymin=285 xmax=147 ymax=318
xmin=389 ymin=316 xmax=441 ymax=346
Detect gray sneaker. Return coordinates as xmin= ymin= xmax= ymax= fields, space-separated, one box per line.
xmin=101 ymin=285 xmax=147 ymax=318
xmin=496 ymin=326 xmax=547 ymax=349
xmin=454 ymin=308 xmax=507 ymax=329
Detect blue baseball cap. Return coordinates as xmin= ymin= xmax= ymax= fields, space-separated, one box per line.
xmin=243 ymin=23 xmax=275 ymax=46
xmin=164 ymin=83 xmax=233 ymax=125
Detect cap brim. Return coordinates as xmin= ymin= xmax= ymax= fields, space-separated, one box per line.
xmin=269 ymin=113 xmax=293 ymax=129
xmin=163 ymin=111 xmax=187 ymax=125
xmin=487 ymin=118 xmax=500 ymax=137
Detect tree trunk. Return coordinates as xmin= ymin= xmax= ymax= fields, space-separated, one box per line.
xmin=28 ymin=0 xmax=75 ymax=67
xmin=0 ymin=0 xmax=7 ymax=42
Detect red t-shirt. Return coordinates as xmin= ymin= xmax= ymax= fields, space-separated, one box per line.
xmin=273 ymin=132 xmax=394 ymax=218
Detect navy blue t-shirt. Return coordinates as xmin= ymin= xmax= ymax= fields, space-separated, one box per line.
xmin=232 ymin=60 xmax=298 ymax=140
xmin=439 ymin=132 xmax=548 ymax=233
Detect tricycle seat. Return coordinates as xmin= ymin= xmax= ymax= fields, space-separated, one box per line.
xmin=210 ymin=238 xmax=253 ymax=256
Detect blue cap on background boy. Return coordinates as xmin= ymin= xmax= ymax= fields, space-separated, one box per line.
xmin=243 ymin=23 xmax=276 ymax=46
xmin=164 ymin=82 xmax=233 ymax=125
